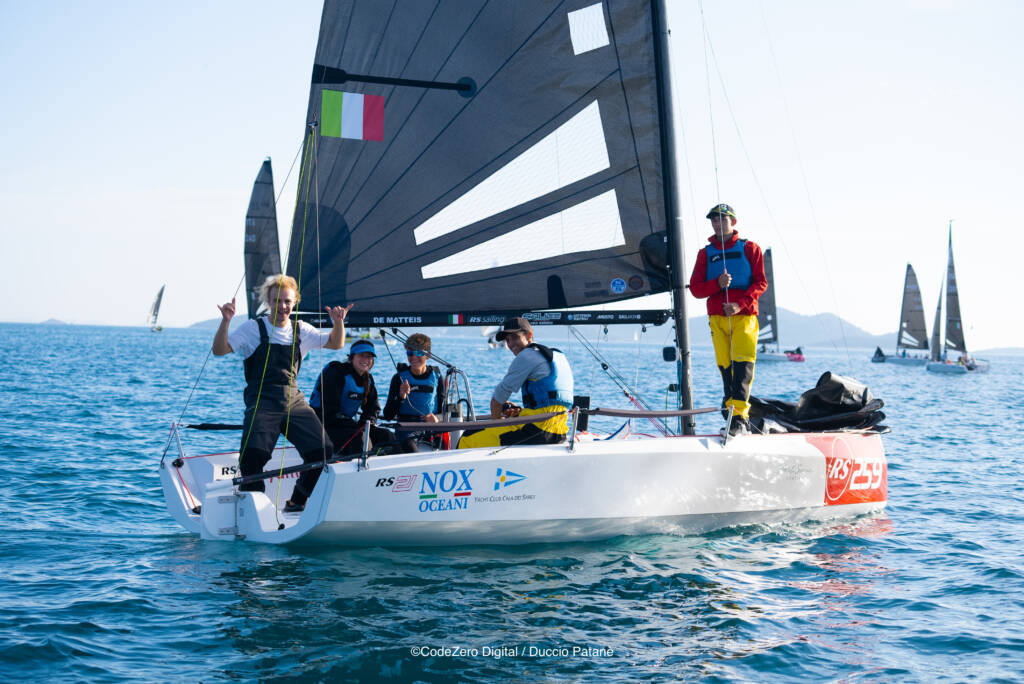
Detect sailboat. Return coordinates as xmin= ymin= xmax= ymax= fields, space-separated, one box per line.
xmin=147 ymin=285 xmax=165 ymax=332
xmin=757 ymin=249 xmax=804 ymax=362
xmin=871 ymin=264 xmax=929 ymax=365
xmin=482 ymin=326 xmax=501 ymax=350
xmin=926 ymin=226 xmax=988 ymax=374
xmin=244 ymin=158 xmax=282 ymax=319
xmin=160 ymin=0 xmax=887 ymax=545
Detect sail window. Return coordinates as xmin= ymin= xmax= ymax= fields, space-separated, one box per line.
xmin=568 ymin=4 xmax=610 ymax=56
xmin=412 ymin=101 xmax=610 ymax=246
xmin=420 ymin=190 xmax=624 ymax=279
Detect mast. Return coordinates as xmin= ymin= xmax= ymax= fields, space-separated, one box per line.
xmin=652 ymin=0 xmax=695 ymax=434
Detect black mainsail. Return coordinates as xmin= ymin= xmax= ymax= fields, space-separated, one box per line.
xmin=286 ymin=1 xmax=673 ymax=325
xmin=896 ymin=264 xmax=928 ymax=352
xmin=244 ymin=159 xmax=282 ymax=319
xmin=757 ymin=248 xmax=778 ymax=346
xmin=943 ymin=229 xmax=966 ymax=355
xmin=285 ymin=0 xmax=695 ymax=428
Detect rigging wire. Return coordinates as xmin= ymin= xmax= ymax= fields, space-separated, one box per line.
xmin=568 ymin=327 xmax=670 ymax=436
xmin=167 ymin=131 xmax=310 ymax=455
xmin=700 ymin=5 xmax=852 ymax=364
xmin=757 ymin=1 xmax=852 ymax=364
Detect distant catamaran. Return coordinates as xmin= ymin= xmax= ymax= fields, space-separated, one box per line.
xmin=926 ymin=224 xmax=988 ymax=374
xmin=871 ymin=264 xmax=929 ymax=366
xmin=147 ymin=285 xmax=165 ymax=332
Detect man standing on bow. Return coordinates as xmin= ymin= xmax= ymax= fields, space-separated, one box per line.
xmin=689 ymin=204 xmax=767 ymax=436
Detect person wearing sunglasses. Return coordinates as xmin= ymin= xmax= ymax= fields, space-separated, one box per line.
xmin=383 ymin=333 xmax=447 ymax=453
xmin=309 ymin=339 xmax=395 ymax=458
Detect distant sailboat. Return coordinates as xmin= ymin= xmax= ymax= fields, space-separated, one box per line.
xmin=147 ymin=285 xmax=165 ymax=332
xmin=482 ymin=325 xmax=501 ymax=350
xmin=871 ymin=264 xmax=929 ymax=366
xmin=757 ymin=249 xmax=804 ymax=362
xmin=926 ymin=225 xmax=988 ymax=374
xmin=244 ymin=158 xmax=282 ymax=319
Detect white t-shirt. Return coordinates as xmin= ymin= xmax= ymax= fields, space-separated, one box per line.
xmin=227 ymin=317 xmax=331 ymax=360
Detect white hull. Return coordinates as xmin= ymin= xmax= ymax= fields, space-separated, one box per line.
xmin=874 ymin=354 xmax=928 ymax=366
xmin=926 ymin=359 xmax=989 ymax=374
xmin=161 ymin=432 xmax=887 ymax=546
xmin=759 ymin=351 xmax=804 ymax=363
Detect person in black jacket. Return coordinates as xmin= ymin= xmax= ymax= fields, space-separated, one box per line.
xmin=383 ymin=333 xmax=446 ymax=452
xmin=309 ymin=339 xmax=394 ymax=457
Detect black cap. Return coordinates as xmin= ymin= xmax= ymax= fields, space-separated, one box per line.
xmin=706 ymin=203 xmax=736 ymax=219
xmin=494 ymin=316 xmax=533 ymax=341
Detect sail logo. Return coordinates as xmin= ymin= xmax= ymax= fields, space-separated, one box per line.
xmin=494 ymin=468 xmax=526 ymax=491
xmin=418 ymin=469 xmax=473 ymax=512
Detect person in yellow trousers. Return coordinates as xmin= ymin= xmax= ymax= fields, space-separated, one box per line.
xmin=458 ymin=317 xmax=574 ymax=448
xmin=688 ymin=204 xmax=768 ymax=436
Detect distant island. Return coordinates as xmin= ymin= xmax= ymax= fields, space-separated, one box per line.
xmin=41 ymin=318 xmax=69 ymax=325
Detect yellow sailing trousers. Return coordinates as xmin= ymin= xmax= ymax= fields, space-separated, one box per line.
xmin=708 ymin=314 xmax=758 ymax=420
xmin=457 ymin=406 xmax=568 ymax=449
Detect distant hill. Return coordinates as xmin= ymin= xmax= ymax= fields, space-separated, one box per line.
xmin=41 ymin=318 xmax=69 ymax=325
xmin=190 ymin=307 xmax=893 ymax=349
xmin=190 ymin=318 xmax=243 ymax=332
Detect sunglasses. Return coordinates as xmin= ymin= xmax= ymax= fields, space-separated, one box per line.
xmin=406 ymin=349 xmax=427 ymax=357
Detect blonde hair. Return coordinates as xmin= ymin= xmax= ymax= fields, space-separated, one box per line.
xmin=260 ymin=274 xmax=300 ymax=306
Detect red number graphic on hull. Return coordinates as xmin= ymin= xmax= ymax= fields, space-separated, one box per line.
xmin=805 ymin=434 xmax=888 ymax=505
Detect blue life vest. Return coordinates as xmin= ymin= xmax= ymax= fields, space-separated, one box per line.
xmin=309 ymin=363 xmax=366 ymax=420
xmin=522 ymin=344 xmax=574 ymax=409
xmin=396 ymin=364 xmax=441 ymax=418
xmin=705 ymin=238 xmax=752 ymax=290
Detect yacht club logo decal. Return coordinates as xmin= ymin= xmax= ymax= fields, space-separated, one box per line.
xmin=494 ymin=468 xmax=526 ymax=490
xmin=418 ymin=468 xmax=473 ymax=512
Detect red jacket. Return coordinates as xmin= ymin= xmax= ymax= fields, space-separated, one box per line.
xmin=688 ymin=231 xmax=767 ymax=316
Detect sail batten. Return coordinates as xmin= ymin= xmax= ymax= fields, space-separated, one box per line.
xmin=287 ymin=0 xmax=668 ymax=316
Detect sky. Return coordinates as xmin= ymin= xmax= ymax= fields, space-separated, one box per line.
xmin=1 ymin=1 xmax=1021 ymax=351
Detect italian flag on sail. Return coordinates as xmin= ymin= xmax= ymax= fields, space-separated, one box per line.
xmin=320 ymin=90 xmax=384 ymax=141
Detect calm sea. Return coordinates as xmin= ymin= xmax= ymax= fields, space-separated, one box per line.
xmin=2 ymin=322 xmax=1022 ymax=681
